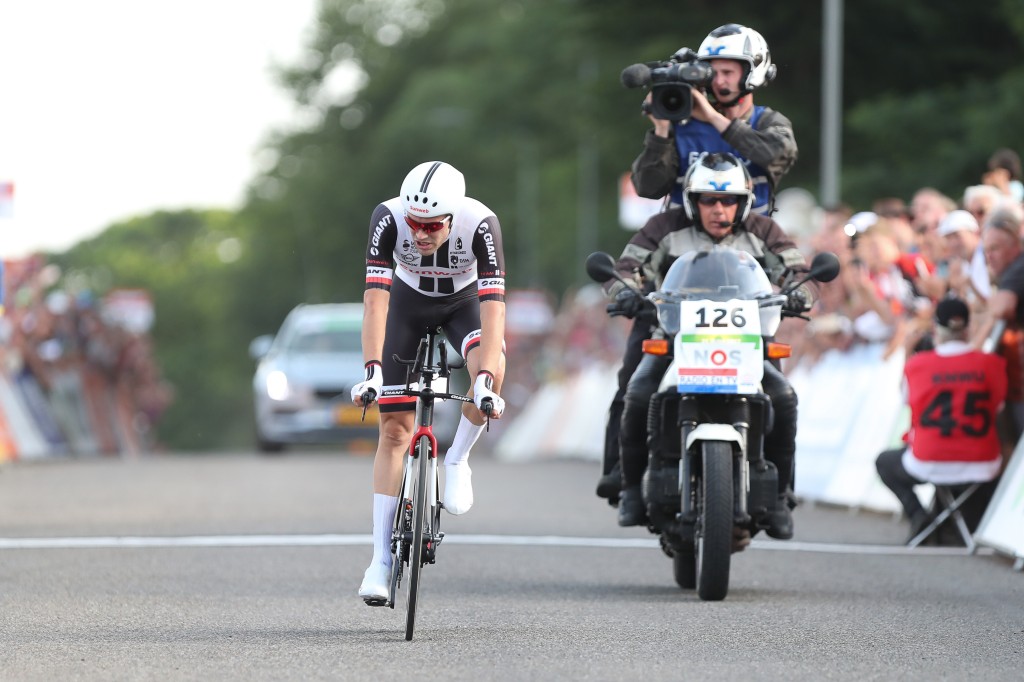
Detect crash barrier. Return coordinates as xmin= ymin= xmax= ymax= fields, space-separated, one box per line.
xmin=0 ymin=366 xmax=144 ymax=462
xmin=787 ymin=342 xmax=908 ymax=513
xmin=495 ymin=363 xmax=619 ymax=462
xmin=975 ymin=440 xmax=1024 ymax=570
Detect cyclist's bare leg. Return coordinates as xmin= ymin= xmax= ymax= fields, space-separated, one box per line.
xmin=373 ymin=411 xmax=415 ymax=494
xmin=359 ymin=410 xmax=415 ymax=602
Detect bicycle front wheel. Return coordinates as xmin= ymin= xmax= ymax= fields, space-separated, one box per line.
xmin=405 ymin=436 xmax=430 ymax=641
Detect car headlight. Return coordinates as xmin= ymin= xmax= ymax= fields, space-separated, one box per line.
xmin=266 ymin=370 xmax=291 ymax=401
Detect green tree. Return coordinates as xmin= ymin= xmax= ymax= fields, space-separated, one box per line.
xmin=47 ymin=1 xmax=1024 ymax=450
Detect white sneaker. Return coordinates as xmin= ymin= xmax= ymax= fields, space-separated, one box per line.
xmin=358 ymin=561 xmax=390 ymax=603
xmin=444 ymin=462 xmax=474 ymax=515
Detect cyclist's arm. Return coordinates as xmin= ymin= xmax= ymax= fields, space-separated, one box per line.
xmin=478 ymin=299 xmax=505 ymax=381
xmin=361 ymin=288 xmax=389 ymax=365
xmin=362 ymin=203 xmax=398 ymax=364
xmin=473 ymin=214 xmax=506 ymax=381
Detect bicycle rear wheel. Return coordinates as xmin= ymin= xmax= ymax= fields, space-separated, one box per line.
xmin=405 ymin=436 xmax=430 ymax=640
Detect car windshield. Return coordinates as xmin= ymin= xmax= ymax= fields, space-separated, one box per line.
xmin=278 ymin=315 xmax=362 ymax=356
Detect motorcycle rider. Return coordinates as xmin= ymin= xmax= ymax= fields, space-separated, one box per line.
xmin=599 ymin=23 xmax=798 ymax=502
xmin=606 ymin=152 xmax=818 ymax=539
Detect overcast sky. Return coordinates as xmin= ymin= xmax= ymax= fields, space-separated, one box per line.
xmin=0 ymin=0 xmax=320 ymax=260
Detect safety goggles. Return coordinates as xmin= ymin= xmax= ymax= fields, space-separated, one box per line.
xmin=404 ymin=213 xmax=450 ymax=234
xmin=697 ymin=195 xmax=740 ymax=207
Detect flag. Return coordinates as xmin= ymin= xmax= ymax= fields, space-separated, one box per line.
xmin=0 ymin=181 xmax=13 ymax=218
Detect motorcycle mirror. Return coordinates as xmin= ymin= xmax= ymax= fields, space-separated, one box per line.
xmin=809 ymin=251 xmax=841 ymax=283
xmin=585 ymin=251 xmax=619 ymax=283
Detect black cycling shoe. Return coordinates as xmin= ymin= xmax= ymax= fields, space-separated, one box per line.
xmin=617 ymin=486 xmax=647 ymax=527
xmin=596 ymin=462 xmax=622 ymax=504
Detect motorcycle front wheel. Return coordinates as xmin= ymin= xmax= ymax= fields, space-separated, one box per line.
xmin=695 ymin=440 xmax=733 ymax=601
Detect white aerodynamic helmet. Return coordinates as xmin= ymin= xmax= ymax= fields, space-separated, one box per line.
xmin=400 ymin=161 xmax=466 ymax=219
xmin=698 ymin=23 xmax=777 ymax=92
xmin=682 ymin=152 xmax=754 ymax=225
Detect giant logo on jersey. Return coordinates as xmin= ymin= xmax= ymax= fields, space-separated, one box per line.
xmin=476 ymin=222 xmax=499 ymax=268
xmin=370 ymin=214 xmax=393 ymax=257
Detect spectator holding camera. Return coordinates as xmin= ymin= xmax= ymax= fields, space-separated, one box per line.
xmin=630 ymin=23 xmax=797 ymax=216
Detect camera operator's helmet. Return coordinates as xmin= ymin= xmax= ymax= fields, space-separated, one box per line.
xmin=682 ymin=152 xmax=754 ymax=226
xmin=698 ymin=24 xmax=777 ymax=92
xmin=400 ymin=161 xmax=466 ymax=219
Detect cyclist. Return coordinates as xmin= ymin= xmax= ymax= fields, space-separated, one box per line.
xmin=608 ymin=152 xmax=817 ymax=539
xmin=351 ymin=161 xmax=507 ymax=602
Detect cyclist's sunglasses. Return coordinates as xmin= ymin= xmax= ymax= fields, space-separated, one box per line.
xmin=404 ymin=213 xmax=451 ymax=234
xmin=697 ymin=195 xmax=741 ymax=207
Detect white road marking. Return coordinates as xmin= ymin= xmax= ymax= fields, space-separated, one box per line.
xmin=0 ymin=533 xmax=990 ymax=556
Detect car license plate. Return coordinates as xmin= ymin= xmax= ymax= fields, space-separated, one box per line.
xmin=335 ymin=403 xmax=377 ymax=425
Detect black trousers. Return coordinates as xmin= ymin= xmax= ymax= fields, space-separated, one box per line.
xmin=875 ymin=448 xmax=926 ymax=519
xmin=875 ymin=447 xmax=999 ymax=531
xmin=619 ymin=355 xmax=799 ymax=495
xmin=601 ymin=316 xmax=654 ymax=477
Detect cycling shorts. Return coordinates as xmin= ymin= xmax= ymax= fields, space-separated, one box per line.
xmin=379 ymin=278 xmax=482 ymax=413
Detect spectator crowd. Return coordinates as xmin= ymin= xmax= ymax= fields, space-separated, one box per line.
xmin=0 ymin=255 xmax=173 ymax=459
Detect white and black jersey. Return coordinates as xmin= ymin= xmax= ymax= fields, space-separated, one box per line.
xmin=364 ymin=196 xmax=506 ymax=303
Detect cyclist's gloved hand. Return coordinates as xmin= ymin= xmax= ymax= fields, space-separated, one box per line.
xmin=608 ymin=288 xmax=645 ymax=319
xmin=784 ymin=287 xmax=810 ymax=314
xmin=351 ymin=360 xmax=383 ymax=405
xmin=473 ymin=371 xmax=505 ymax=418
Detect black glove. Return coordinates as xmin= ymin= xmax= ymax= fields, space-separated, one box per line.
xmin=784 ymin=287 xmax=810 ymax=314
xmin=608 ymin=288 xmax=644 ymax=318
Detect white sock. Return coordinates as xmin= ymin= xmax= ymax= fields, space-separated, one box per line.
xmin=371 ymin=493 xmax=399 ymax=567
xmin=443 ymin=414 xmax=485 ymax=466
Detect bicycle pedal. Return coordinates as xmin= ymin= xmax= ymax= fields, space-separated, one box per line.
xmin=362 ymin=597 xmax=389 ymax=607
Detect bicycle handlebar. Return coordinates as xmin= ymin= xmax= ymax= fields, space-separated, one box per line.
xmin=480 ymin=396 xmax=494 ymax=418
xmin=359 ymin=388 xmax=377 ymax=421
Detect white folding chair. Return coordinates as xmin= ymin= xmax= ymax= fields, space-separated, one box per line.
xmin=906 ymin=483 xmax=981 ymax=552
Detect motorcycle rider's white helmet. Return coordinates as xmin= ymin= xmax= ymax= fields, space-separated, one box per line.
xmin=682 ymin=152 xmax=755 ymax=226
xmin=400 ymin=161 xmax=466 ymax=219
xmin=697 ymin=23 xmax=777 ymax=92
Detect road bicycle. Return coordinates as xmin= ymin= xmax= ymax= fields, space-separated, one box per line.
xmin=361 ymin=326 xmax=487 ymax=640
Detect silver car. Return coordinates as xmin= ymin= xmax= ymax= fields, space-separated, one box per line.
xmin=250 ymin=303 xmax=378 ymax=452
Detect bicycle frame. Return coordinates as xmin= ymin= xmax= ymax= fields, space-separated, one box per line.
xmin=385 ymin=327 xmax=473 ymax=640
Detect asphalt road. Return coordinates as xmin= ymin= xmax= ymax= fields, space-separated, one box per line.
xmin=0 ymin=451 xmax=1021 ymax=681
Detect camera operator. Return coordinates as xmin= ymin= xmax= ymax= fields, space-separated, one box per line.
xmin=596 ymin=24 xmax=798 ymax=505
xmin=630 ymin=23 xmax=797 ymax=215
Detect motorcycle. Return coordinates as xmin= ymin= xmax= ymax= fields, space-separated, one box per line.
xmin=586 ymin=246 xmax=840 ymax=600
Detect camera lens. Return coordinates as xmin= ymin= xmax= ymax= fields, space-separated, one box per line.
xmin=662 ymin=92 xmax=684 ymax=112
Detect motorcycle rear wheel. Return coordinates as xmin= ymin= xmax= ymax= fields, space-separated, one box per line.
xmin=695 ymin=440 xmax=733 ymax=601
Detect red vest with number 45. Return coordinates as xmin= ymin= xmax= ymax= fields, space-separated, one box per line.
xmin=904 ymin=350 xmax=1007 ymax=463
